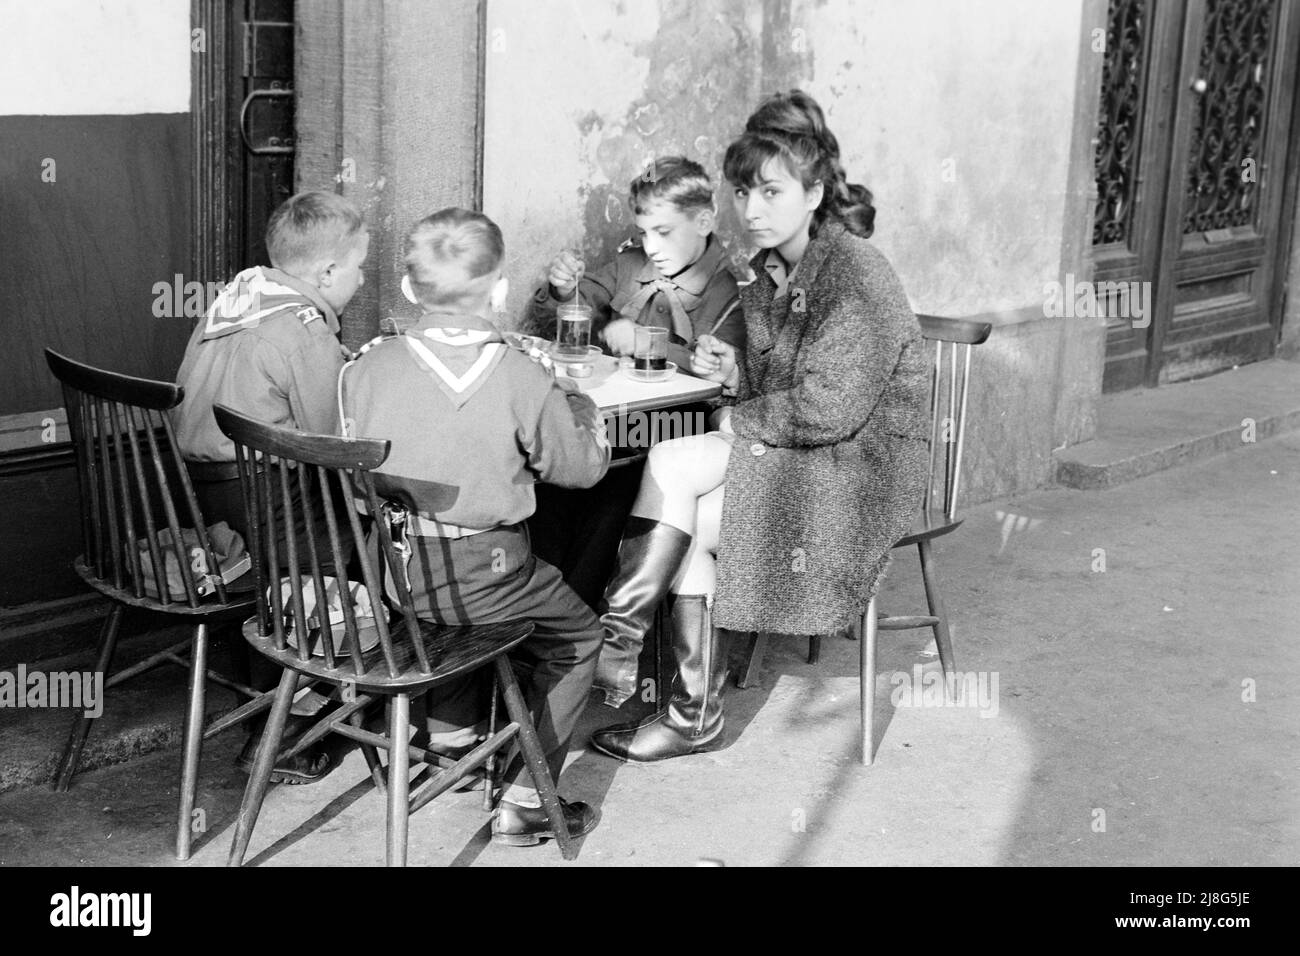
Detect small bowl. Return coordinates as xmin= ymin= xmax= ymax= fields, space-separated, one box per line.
xmin=619 ymin=358 xmax=677 ymax=383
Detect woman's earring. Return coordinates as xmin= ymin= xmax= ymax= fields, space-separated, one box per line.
xmin=401 ymin=274 xmax=419 ymax=304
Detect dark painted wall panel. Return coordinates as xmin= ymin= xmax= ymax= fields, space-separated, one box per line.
xmin=0 ymin=113 xmax=193 ymax=417
xmin=0 ymin=462 xmax=83 ymax=607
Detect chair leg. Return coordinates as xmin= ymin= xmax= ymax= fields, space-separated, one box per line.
xmin=175 ymin=622 xmax=210 ymax=861
xmin=482 ymin=672 xmax=499 ymax=813
xmin=917 ymin=539 xmax=957 ymax=699
xmin=227 ymin=668 xmax=297 ymax=867
xmin=352 ymin=709 xmax=385 ymax=793
xmin=807 ymin=634 xmax=821 ymax=665
xmin=52 ymin=603 xmax=124 ymax=791
xmin=494 ymin=655 xmax=575 ymax=861
xmin=861 ymin=598 xmax=878 ymax=766
xmin=735 ymin=632 xmax=766 ymax=689
xmin=386 ymin=693 xmax=410 ymax=867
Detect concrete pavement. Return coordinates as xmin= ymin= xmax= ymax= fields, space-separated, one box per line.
xmin=2 ymin=425 xmax=1296 ymax=866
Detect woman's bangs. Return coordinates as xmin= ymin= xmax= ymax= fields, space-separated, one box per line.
xmin=723 ymin=134 xmax=784 ymax=188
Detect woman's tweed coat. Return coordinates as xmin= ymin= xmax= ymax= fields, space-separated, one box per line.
xmin=716 ymin=221 xmax=930 ymax=635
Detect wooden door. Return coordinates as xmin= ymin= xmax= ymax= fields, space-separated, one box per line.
xmin=1093 ymin=0 xmax=1300 ymax=391
xmin=233 ymin=0 xmax=296 ymax=268
xmin=191 ymin=0 xmax=295 ymax=284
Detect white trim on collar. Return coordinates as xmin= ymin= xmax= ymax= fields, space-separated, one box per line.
xmin=404 ymin=335 xmax=502 ymax=394
xmin=423 ymin=327 xmax=493 ymax=346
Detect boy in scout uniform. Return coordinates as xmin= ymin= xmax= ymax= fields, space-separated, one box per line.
xmin=522 ymin=158 xmax=745 ymax=612
xmin=340 ymin=208 xmax=609 ymax=847
xmin=173 ymin=190 xmax=370 ymax=784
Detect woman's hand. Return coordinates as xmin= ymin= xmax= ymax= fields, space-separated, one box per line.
xmin=601 ymin=318 xmax=638 ymax=356
xmin=692 ymin=334 xmax=739 ymax=389
xmin=547 ymin=250 xmax=585 ymax=301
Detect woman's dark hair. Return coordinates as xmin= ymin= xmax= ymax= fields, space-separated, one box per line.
xmin=722 ymin=89 xmax=875 ymax=239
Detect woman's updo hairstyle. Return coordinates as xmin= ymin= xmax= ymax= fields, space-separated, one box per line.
xmin=723 ymin=89 xmax=875 ymax=239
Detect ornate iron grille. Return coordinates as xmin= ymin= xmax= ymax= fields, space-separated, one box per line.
xmin=1183 ymin=0 xmax=1274 ymax=233
xmin=1093 ymin=0 xmax=1149 ymax=247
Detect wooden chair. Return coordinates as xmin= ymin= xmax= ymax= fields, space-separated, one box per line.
xmin=733 ymin=315 xmax=993 ymax=764
xmin=44 ymin=349 xmax=266 ymax=861
xmin=214 ymin=404 xmax=577 ymax=866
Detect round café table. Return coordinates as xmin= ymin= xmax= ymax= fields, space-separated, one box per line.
xmin=528 ymin=352 xmax=722 ymax=611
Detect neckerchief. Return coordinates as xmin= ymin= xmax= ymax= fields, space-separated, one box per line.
xmin=199 ymin=266 xmax=339 ymax=341
xmin=609 ymin=234 xmax=727 ymax=342
xmin=398 ymin=309 xmax=507 ymax=410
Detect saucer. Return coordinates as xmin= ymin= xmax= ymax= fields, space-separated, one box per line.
xmin=619 ymin=358 xmax=677 ymax=383
xmin=551 ymin=344 xmax=603 ymax=362
xmin=552 ymin=345 xmax=604 ymax=378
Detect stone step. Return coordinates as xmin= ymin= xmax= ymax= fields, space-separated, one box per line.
xmin=0 ymin=594 xmax=112 ymax=670
xmin=0 ymin=624 xmax=242 ymax=795
xmin=1054 ymin=358 xmax=1300 ymax=489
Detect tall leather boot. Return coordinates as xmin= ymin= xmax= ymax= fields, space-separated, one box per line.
xmin=594 ymin=516 xmax=692 ymax=708
xmin=590 ymin=594 xmax=730 ymax=762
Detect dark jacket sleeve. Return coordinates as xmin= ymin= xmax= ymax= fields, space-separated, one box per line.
xmin=728 ymin=249 xmax=915 ymax=448
xmin=521 ymin=255 xmax=620 ymax=340
xmin=709 ymin=298 xmax=745 ymax=354
xmin=525 ymin=379 xmax=612 ymax=489
xmin=674 ymin=278 xmax=744 ymax=372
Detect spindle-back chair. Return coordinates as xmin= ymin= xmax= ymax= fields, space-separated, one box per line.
xmin=44 ymin=349 xmax=267 ymax=860
xmin=733 ymin=315 xmax=993 ymax=764
xmin=214 ymin=404 xmax=576 ymax=865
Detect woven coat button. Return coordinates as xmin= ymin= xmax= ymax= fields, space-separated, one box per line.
xmin=749 ymin=442 xmax=766 ymax=457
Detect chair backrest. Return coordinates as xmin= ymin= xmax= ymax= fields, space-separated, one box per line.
xmin=45 ymin=348 xmax=234 ymax=608
xmin=212 ymin=403 xmax=429 ymax=680
xmin=915 ymin=316 xmax=993 ymax=521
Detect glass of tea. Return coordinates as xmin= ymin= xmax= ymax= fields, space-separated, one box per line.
xmin=634 ymin=325 xmax=669 ymax=371
xmin=555 ymin=302 xmax=592 ymax=359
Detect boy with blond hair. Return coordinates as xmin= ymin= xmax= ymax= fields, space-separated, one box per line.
xmin=341 ymin=207 xmax=608 ymax=847
xmin=174 ymin=189 xmax=370 ymax=785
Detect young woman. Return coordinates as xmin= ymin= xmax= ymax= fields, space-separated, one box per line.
xmin=590 ymin=90 xmax=932 ymax=762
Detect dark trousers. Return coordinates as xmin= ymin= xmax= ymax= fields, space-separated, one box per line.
xmin=527 ymin=403 xmax=711 ymax=610
xmin=400 ymin=524 xmax=602 ymax=791
xmin=192 ymin=465 xmax=355 ymax=577
xmin=527 ymin=459 xmax=644 ymax=610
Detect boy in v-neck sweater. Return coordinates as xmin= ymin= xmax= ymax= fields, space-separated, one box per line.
xmin=340 ymin=208 xmax=608 ymax=847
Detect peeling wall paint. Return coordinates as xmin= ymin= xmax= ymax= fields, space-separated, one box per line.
xmin=484 ymin=0 xmax=1084 ymax=326
xmin=484 ymin=0 xmax=771 ymax=323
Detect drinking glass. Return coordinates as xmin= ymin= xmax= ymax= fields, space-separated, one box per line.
xmin=555 ymin=302 xmax=592 ymax=359
xmin=634 ymin=325 xmax=669 ymax=371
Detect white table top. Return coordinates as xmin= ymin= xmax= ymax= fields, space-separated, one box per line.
xmin=559 ymin=353 xmax=722 ymax=415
